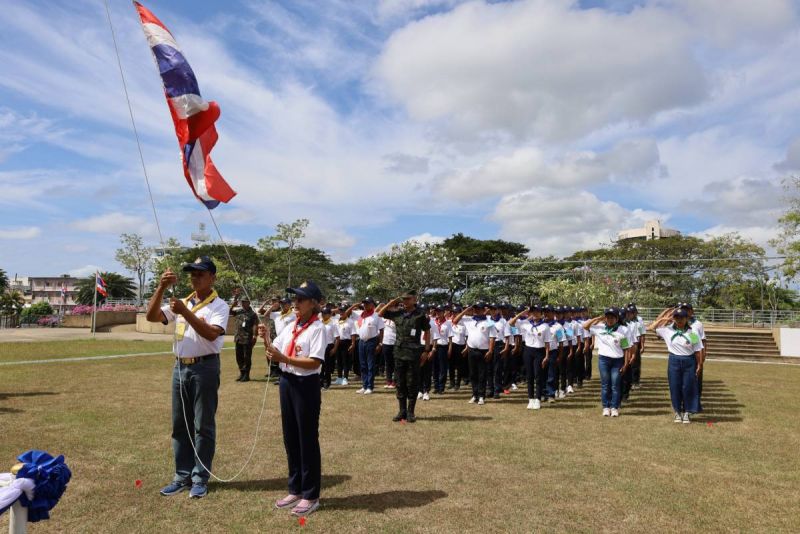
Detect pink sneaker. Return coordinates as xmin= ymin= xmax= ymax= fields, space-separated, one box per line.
xmin=275 ymin=494 xmax=301 ymax=509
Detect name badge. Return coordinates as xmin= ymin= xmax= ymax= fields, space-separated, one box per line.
xmin=175 ymin=320 xmax=186 ymax=341
xmin=411 ymin=328 xmax=417 ymax=336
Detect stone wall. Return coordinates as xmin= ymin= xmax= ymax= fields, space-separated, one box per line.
xmin=62 ymin=311 xmax=138 ymax=329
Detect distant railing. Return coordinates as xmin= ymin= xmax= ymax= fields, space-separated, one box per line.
xmin=0 ymin=314 xmax=62 ymax=329
xmin=636 ymin=308 xmax=800 ymax=329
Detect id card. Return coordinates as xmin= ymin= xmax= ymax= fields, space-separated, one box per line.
xmin=175 ymin=321 xmax=186 ymax=341
xmin=411 ymin=328 xmax=417 ymax=336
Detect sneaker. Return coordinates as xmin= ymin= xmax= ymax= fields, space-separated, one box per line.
xmin=673 ymin=412 xmax=682 ymax=423
xmin=566 ymin=385 xmax=574 ymax=394
xmin=189 ymin=483 xmax=208 ymax=499
xmin=364 ymin=388 xmax=373 ymax=395
xmin=468 ymin=396 xmax=476 ymax=404
xmin=160 ymin=481 xmax=190 ymax=496
xmin=422 ymin=392 xmax=430 ymax=401
xmin=632 ymin=383 xmax=641 ymax=390
xmin=387 ymin=382 xmax=396 ymax=389
xmin=341 ymin=378 xmax=349 ymax=386
xmin=527 ymin=399 xmax=536 ymax=410
xmin=548 ymin=397 xmax=556 ymax=404
xmin=383 ymin=383 xmax=391 ymax=389
xmin=334 ymin=377 xmax=342 ymax=385
xmin=356 ymin=388 xmax=366 ymax=394
xmin=532 ymin=399 xmax=541 ymax=410
xmin=610 ymin=408 xmax=619 ymax=418
xmin=291 ymin=499 xmax=320 ymax=517
xmin=558 ymin=390 xmax=566 ymax=399
xmin=276 ymin=494 xmax=302 ymax=509
xmin=503 ymin=389 xmax=511 ymax=395
xmin=511 ymin=383 xmax=518 ymax=391
xmin=602 ymin=408 xmax=611 ymax=417
xmin=417 ymin=392 xmax=424 ymax=400
xmin=682 ymin=412 xmax=691 ymax=424
xmin=478 ymin=397 xmax=485 ymax=405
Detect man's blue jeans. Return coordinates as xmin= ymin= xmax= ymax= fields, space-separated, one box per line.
xmin=359 ymin=337 xmax=378 ymax=390
xmin=667 ymin=353 xmax=700 ymax=414
xmin=172 ymin=356 xmax=220 ymax=485
xmin=598 ymin=355 xmax=623 ymax=409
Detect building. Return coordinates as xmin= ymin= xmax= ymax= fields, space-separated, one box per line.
xmin=28 ymin=276 xmax=79 ymax=310
xmin=8 ymin=275 xmax=33 ymax=307
xmin=617 ymin=219 xmax=681 ymax=241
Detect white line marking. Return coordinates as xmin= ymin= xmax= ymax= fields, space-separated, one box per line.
xmin=0 ymin=347 xmax=234 ymax=366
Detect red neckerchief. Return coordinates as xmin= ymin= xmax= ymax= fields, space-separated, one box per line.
xmin=286 ymin=314 xmax=318 ymax=358
xmin=435 ymin=317 xmax=446 ymax=334
xmin=357 ymin=309 xmax=374 ymax=328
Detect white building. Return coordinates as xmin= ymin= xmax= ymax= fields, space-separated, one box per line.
xmin=617 ymin=220 xmax=681 ymax=241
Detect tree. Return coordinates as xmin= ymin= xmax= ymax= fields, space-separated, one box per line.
xmin=358 ymin=241 xmax=459 ymax=302
xmin=0 ymin=268 xmax=8 ymax=293
xmin=22 ymin=301 xmax=53 ymax=318
xmin=0 ymin=290 xmax=24 ymax=314
xmin=258 ymin=219 xmax=309 ymax=287
xmin=115 ymin=233 xmax=153 ymax=303
xmin=771 ymin=176 xmax=800 ymax=281
xmin=75 ymin=272 xmax=137 ymax=304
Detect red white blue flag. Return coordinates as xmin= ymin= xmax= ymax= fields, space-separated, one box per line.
xmin=134 ymin=2 xmax=236 ymax=209
xmin=96 ymin=273 xmax=108 ymax=298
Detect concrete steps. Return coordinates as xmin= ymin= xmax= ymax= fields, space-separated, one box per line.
xmin=643 ymin=327 xmax=791 ymax=363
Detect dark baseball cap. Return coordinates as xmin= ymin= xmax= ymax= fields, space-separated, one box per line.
xmin=182 ymin=256 xmax=216 ymax=274
xmin=362 ymin=297 xmax=377 ymax=305
xmin=287 ymin=280 xmax=323 ymax=301
xmin=680 ymin=302 xmax=694 ymax=310
xmin=279 ymin=297 xmax=292 ymax=305
xmin=472 ymin=301 xmax=488 ymax=309
xmin=673 ymin=308 xmax=689 ymax=318
xmin=604 ymin=307 xmax=620 ymax=317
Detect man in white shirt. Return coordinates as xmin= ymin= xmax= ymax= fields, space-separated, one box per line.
xmin=452 ymin=302 xmax=496 ymax=405
xmin=145 ymin=256 xmax=229 ymax=499
xmin=432 ymin=306 xmax=451 ymax=395
xmin=334 ymin=304 xmax=356 ymax=386
xmin=343 ymin=298 xmax=384 ymax=394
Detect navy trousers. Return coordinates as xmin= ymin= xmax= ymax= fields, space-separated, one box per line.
xmin=279 ymin=373 xmax=322 ymax=501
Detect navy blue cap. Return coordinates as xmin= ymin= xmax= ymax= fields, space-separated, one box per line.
xmin=453 ymin=305 xmax=463 ymax=313
xmin=673 ymin=308 xmax=689 ymax=318
xmin=604 ymin=307 xmax=620 ymax=317
xmin=279 ymin=297 xmax=292 ymax=305
xmin=529 ymin=304 xmax=542 ymax=312
xmin=499 ymin=302 xmax=510 ymax=309
xmin=286 ymin=280 xmax=323 ymax=301
xmin=182 ymin=256 xmax=216 ymax=274
xmin=543 ymin=305 xmax=554 ymax=312
xmin=680 ymin=302 xmax=693 ymax=310
xmin=321 ymin=306 xmax=333 ymax=315
xmin=473 ymin=301 xmax=488 ymax=309
xmin=362 ymin=297 xmax=377 ymax=305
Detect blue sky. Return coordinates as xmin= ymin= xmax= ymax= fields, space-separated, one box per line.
xmin=2 ymin=0 xmax=800 ymax=280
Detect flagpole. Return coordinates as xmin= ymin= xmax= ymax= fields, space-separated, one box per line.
xmin=92 ymin=271 xmax=98 ymax=339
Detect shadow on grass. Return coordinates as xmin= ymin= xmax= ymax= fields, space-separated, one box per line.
xmin=0 ymin=391 xmax=59 ymax=400
xmin=220 ymin=474 xmax=351 ymax=492
xmin=322 ymin=489 xmax=447 ymax=512
xmin=418 ymin=414 xmax=492 ymax=422
xmin=0 ymin=406 xmax=24 ymax=414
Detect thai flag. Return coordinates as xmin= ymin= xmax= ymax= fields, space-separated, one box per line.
xmin=96 ymin=273 xmax=108 ymax=298
xmin=134 ymin=2 xmax=236 ymax=209
xmin=61 ymin=282 xmax=67 ymax=302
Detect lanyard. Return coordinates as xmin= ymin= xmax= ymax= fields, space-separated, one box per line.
xmin=286 ymin=314 xmax=318 ymax=358
xmin=183 ymin=290 xmax=218 ymax=313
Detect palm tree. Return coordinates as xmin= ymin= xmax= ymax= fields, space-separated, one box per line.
xmin=0 ymin=289 xmax=24 ymax=313
xmin=0 ymin=268 xmax=8 ymax=293
xmin=75 ymin=272 xmax=137 ymax=305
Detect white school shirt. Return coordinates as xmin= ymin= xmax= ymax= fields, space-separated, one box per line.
xmin=589 ymin=323 xmax=631 ymax=359
xmin=549 ymin=322 xmax=566 ymax=350
xmin=463 ymin=317 xmax=497 ymax=350
xmin=519 ymin=320 xmax=551 ymax=349
xmin=626 ymin=322 xmax=640 ymax=345
xmin=636 ymin=317 xmax=647 ymax=338
xmin=423 ymin=317 xmax=439 ymax=346
xmin=565 ymin=319 xmax=578 ymax=346
xmin=352 ymin=310 xmax=384 ymax=341
xmin=269 ymin=310 xmax=296 ymax=337
xmin=508 ymin=320 xmax=518 ymax=347
xmin=492 ymin=317 xmax=510 ymax=344
xmin=321 ymin=319 xmax=339 ymax=346
xmin=162 ymin=296 xmax=229 ymax=358
xmin=382 ymin=318 xmax=397 ymax=346
xmin=449 ymin=321 xmax=467 ymax=345
xmin=337 ymin=316 xmax=356 ymax=340
xmin=272 ymin=318 xmax=326 ymax=376
xmin=690 ymin=319 xmax=706 ymax=344
xmin=656 ymin=325 xmax=704 ymax=356
xmin=432 ymin=319 xmax=451 ymax=346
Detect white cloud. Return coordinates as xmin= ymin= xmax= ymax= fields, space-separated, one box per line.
xmin=68 ymin=265 xmax=102 ymax=278
xmin=437 ymin=139 xmax=665 ymax=202
xmin=383 ymin=152 xmax=429 ymax=174
xmin=690 ymin=225 xmax=777 ymax=251
xmin=694 ymin=177 xmax=783 ymax=226
xmin=0 ymin=226 xmax=41 ymax=240
xmin=491 ymin=187 xmax=664 ymax=256
xmin=70 ymin=213 xmax=155 ymax=236
xmin=303 ymin=223 xmax=357 ymax=251
xmin=375 ymin=0 xmax=706 ymax=142
xmin=775 ymin=137 xmax=800 ymax=172
xmin=405 ymin=232 xmax=445 ymax=245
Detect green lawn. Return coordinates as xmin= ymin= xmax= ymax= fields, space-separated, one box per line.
xmin=1 ymin=339 xmax=799 ymax=533
xmin=0 ymin=339 xmax=233 ymax=363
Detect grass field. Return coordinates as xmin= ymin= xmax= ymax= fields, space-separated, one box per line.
xmin=1 ymin=339 xmax=799 ymax=533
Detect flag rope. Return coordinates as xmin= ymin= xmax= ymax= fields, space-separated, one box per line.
xmin=103 ymin=0 xmax=273 ymax=483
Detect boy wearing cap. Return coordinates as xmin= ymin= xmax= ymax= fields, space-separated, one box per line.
xmin=448 ymin=306 xmax=467 ymax=390
xmin=452 ymin=303 xmax=497 ymax=405
xmin=320 ymin=307 xmax=339 ymax=390
xmin=334 ymin=306 xmax=357 ymax=386
xmin=230 ymin=288 xmax=259 ymax=382
xmin=342 ymin=298 xmax=384 ymax=395
xmin=146 ymin=257 xmax=229 ymax=499
xmin=509 ymin=305 xmax=551 ymax=410
xmin=488 ymin=304 xmax=511 ymax=398
xmin=379 ymin=291 xmax=431 ymax=422
xmin=545 ymin=306 xmax=567 ymax=402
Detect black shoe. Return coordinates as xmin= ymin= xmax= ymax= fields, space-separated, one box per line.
xmin=236 ymin=373 xmax=243 ymax=382
xmin=407 ymin=413 xmax=417 ymax=423
xmin=241 ymin=375 xmax=250 ymax=382
xmin=392 ymin=412 xmax=407 ymax=422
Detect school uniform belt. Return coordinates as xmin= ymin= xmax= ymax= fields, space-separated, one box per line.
xmin=177 ymin=353 xmax=219 ymax=365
